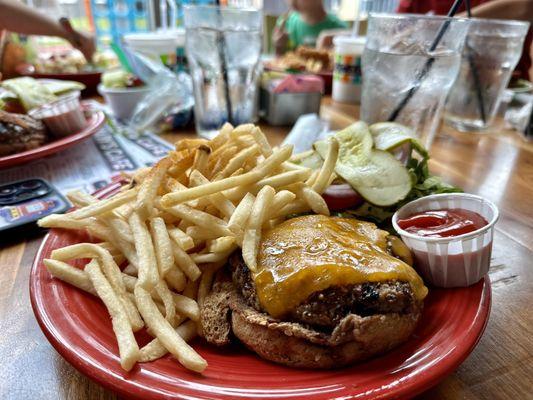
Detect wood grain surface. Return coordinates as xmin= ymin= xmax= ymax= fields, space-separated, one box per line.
xmin=0 ymin=99 xmax=532 ymax=400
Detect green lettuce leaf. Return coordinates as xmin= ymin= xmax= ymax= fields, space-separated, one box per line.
xmin=0 ymin=77 xmax=57 ymax=111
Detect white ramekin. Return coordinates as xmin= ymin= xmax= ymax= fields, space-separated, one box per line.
xmin=392 ymin=193 xmax=499 ymax=288
xmin=29 ymin=91 xmax=86 ymax=138
xmin=98 ymin=84 xmax=151 ymax=121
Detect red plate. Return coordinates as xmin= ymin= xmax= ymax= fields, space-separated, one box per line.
xmin=30 ymin=182 xmax=491 ymax=400
xmin=0 ymin=104 xmax=105 ymax=169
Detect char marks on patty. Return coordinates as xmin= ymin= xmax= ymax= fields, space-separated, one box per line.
xmin=229 ymin=252 xmax=417 ymax=331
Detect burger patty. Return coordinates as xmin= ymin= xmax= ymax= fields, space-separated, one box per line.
xmin=230 ymin=253 xmax=416 ymax=331
xmin=0 ymin=110 xmax=48 ymax=156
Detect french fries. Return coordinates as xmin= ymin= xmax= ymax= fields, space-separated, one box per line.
xmin=134 ymin=286 xmax=207 ymax=372
xmin=160 ymin=145 xmax=293 ymax=207
xmin=66 ymin=189 xmax=97 ymax=207
xmin=228 ymin=192 xmax=255 ymax=239
xmin=192 ymin=144 xmax=211 ymax=177
xmin=40 ymin=123 xmax=338 ymax=373
xmin=150 ymin=217 xmax=174 ymax=278
xmin=51 ymin=243 xmax=144 ymax=331
xmin=172 ymin=293 xmax=200 ymax=321
xmin=85 ymin=260 xmax=140 ymax=371
xmin=67 ymin=189 xmax=137 ymax=220
xmin=218 ymin=145 xmax=260 ymax=178
xmin=168 ymin=227 xmax=194 ymax=251
xmin=165 ymin=267 xmax=187 ymax=292
xmin=166 ymin=204 xmax=233 ymax=237
xmin=242 ymin=186 xmax=276 ymax=272
xmin=44 ymin=259 xmax=96 ymax=295
xmin=135 ymin=157 xmax=172 ymax=219
xmin=129 ymin=212 xmax=160 ymax=290
xmin=155 ymin=280 xmax=176 ymax=324
xmin=250 ymin=126 xmax=272 ymax=157
xmin=139 ymin=320 xmax=198 ymax=362
xmin=312 ymin=138 xmax=339 ymax=193
xmin=191 ymin=248 xmax=236 ymax=264
xmin=189 ymin=171 xmax=235 ymax=218
xmin=171 ymin=242 xmax=201 ymax=281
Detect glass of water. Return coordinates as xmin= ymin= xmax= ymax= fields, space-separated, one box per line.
xmin=361 ymin=14 xmax=469 ymax=148
xmin=444 ymin=18 xmax=530 ymax=132
xmin=184 ymin=5 xmax=262 ymax=139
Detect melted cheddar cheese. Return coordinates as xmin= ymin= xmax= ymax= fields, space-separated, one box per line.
xmin=255 ymin=215 xmax=428 ymax=319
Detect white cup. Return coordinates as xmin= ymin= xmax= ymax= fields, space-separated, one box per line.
xmin=332 ymin=36 xmax=366 ymax=104
xmin=97 ymin=84 xmax=151 ymax=121
xmin=392 ymin=193 xmax=499 ymax=288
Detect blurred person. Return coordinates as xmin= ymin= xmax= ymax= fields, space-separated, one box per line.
xmin=0 ymin=0 xmax=95 ymax=69
xmin=398 ymin=0 xmax=533 ymax=80
xmin=273 ymin=0 xmax=347 ymax=55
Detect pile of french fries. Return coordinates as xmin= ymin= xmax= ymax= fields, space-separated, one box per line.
xmin=38 ymin=123 xmax=339 ymax=373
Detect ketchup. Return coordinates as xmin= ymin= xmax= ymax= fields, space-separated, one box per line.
xmin=397 ymin=209 xmax=488 ymax=238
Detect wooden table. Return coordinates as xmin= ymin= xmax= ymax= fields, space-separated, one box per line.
xmin=1 ymin=98 xmax=532 ymax=400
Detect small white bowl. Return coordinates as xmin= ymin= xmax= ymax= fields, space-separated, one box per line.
xmin=392 ymin=193 xmax=499 ymax=288
xmin=98 ymin=84 xmax=151 ymax=120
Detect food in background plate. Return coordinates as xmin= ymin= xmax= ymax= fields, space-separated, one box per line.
xmin=32 ymin=49 xmax=118 ymax=74
xmin=201 ymin=214 xmax=427 ymax=368
xmin=0 ymin=109 xmax=48 ymax=156
xmin=35 ymin=50 xmax=86 ymax=74
xmin=102 ymin=69 xmax=144 ymax=89
xmin=0 ymin=77 xmax=85 ymax=112
xmin=0 ymin=78 xmax=92 ymax=151
xmin=270 ymin=46 xmax=333 ymax=73
xmin=91 ymin=50 xmax=119 ymax=71
xmin=1 ymin=77 xmax=56 ymax=111
xmin=38 ymin=123 xmax=338 ymax=372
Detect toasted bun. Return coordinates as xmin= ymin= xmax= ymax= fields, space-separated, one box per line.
xmin=228 ymin=290 xmax=422 ymax=369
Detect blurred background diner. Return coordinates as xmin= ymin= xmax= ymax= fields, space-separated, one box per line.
xmin=0 ymin=0 xmax=531 ymax=198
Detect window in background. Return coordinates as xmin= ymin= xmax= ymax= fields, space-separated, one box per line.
xmin=91 ymin=0 xmax=150 ymax=45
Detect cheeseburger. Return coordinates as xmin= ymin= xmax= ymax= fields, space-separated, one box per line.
xmin=201 ymin=214 xmax=428 ymax=368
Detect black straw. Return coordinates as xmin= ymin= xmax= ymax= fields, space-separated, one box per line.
xmin=388 ymin=0 xmax=465 ymax=122
xmin=464 ymin=0 xmax=487 ymax=124
xmin=215 ymin=0 xmax=233 ymax=125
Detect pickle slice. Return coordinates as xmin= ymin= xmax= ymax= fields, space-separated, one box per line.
xmin=315 ymin=122 xmax=412 ymax=206
xmin=335 ymin=149 xmax=412 ymax=206
xmin=315 ymin=121 xmax=373 ymax=165
xmin=369 ymin=122 xmax=428 ymax=158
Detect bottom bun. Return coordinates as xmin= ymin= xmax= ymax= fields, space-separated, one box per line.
xmin=230 ymin=293 xmax=422 ymax=369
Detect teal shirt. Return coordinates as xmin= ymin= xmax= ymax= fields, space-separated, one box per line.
xmin=278 ymin=12 xmax=348 ymax=49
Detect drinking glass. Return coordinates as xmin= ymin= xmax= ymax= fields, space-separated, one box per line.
xmin=361 ymin=14 xmax=469 ymax=148
xmin=444 ymin=18 xmax=530 ymax=132
xmin=184 ymin=5 xmax=262 ymax=139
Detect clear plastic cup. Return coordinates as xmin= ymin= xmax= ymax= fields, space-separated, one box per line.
xmin=361 ymin=14 xmax=469 ymax=149
xmin=444 ymin=18 xmax=530 ymax=132
xmin=29 ymin=91 xmax=86 ymax=138
xmin=392 ymin=193 xmax=499 ymax=288
xmin=184 ymin=5 xmax=262 ymax=139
